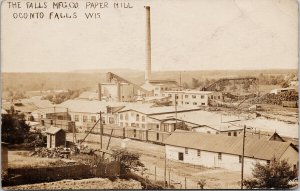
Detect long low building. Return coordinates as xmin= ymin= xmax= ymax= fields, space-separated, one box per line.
xmin=164 ymin=131 xmax=298 ymax=174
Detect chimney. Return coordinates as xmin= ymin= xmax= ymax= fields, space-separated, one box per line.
xmin=145 ymin=6 xmax=151 ymax=83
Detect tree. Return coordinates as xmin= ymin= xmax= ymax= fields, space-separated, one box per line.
xmin=191 ymin=78 xmax=201 ymax=89
xmin=1 ymin=113 xmax=30 ymax=144
xmin=243 ymin=158 xmax=296 ymax=189
xmin=112 ymin=149 xmax=145 ymax=175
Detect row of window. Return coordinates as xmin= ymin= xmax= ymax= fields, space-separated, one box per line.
xmin=119 ymin=113 xmax=146 ymax=122
xmin=175 ymin=101 xmax=206 ymax=106
xmin=74 ymin=115 xmax=114 ymax=124
xmin=228 ymin=132 xmax=238 ymax=136
xmin=184 ymin=148 xmax=243 ymax=163
xmin=120 ymin=122 xmax=146 ymax=128
xmin=74 ymin=115 xmax=97 ymax=122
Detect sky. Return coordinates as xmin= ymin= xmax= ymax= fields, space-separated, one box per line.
xmin=1 ymin=0 xmax=298 ymax=72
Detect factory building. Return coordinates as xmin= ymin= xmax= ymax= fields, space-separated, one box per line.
xmin=160 ymin=90 xmax=223 ymax=107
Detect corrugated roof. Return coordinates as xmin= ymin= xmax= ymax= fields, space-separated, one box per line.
xmin=151 ymin=110 xmax=242 ymax=131
xmin=59 ymin=99 xmax=155 ymax=114
xmin=165 ymin=90 xmax=213 ymax=94
xmin=45 ymin=126 xmax=63 ymax=134
xmin=118 ymin=105 xmax=200 ymax=115
xmin=164 ymin=131 xmax=295 ymax=160
xmin=33 ymin=107 xmax=68 ymax=114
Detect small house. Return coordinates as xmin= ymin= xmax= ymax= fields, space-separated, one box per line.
xmin=45 ymin=127 xmax=66 ymax=148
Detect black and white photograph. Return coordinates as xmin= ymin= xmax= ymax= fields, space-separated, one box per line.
xmin=1 ymin=0 xmax=299 ymax=189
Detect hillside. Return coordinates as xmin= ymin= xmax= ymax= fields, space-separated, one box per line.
xmin=1 ymin=69 xmax=297 ymax=99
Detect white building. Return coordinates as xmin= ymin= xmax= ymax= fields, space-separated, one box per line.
xmin=117 ymin=105 xmax=201 ymax=132
xmin=164 ymin=131 xmax=298 ymax=174
xmin=160 ymin=90 xmax=223 ymax=107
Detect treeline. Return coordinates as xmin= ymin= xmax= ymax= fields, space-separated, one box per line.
xmin=183 ymin=73 xmax=296 ymax=89
xmin=42 ymin=89 xmax=84 ymax=104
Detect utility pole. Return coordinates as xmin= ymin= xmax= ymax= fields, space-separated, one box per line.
xmin=175 ymin=95 xmax=178 ymax=130
xmin=241 ymin=125 xmax=246 ymax=189
xmin=154 ymin=166 xmax=156 ymax=184
xmin=100 ymin=111 xmax=103 ymax=150
xmin=54 ymin=106 xmax=56 ymax=126
xmin=168 ymin=169 xmax=171 ymax=188
xmin=164 ymin=151 xmax=167 ymax=188
xmin=179 ymin=72 xmax=182 ymax=91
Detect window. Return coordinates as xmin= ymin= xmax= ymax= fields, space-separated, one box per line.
xmin=133 ymin=129 xmax=136 ymax=137
xmin=91 ymin=116 xmax=96 ymax=122
xmin=233 ymin=132 xmax=237 ymax=136
xmin=120 ymin=122 xmax=123 ymax=127
xmin=75 ymin=115 xmax=79 ymax=122
xmin=193 ymin=102 xmax=197 ymax=105
xmin=125 ymin=113 xmax=128 ymax=120
xmin=201 ymin=95 xmax=204 ymax=99
xmin=197 ymin=150 xmax=201 ymax=157
xmin=239 ymin=156 xmax=242 ymax=163
xmin=267 ymin=160 xmax=270 ymax=165
xmin=211 ymin=95 xmax=213 ymax=99
xmin=102 ymin=117 xmax=105 ymax=124
xmin=201 ymin=103 xmax=205 ymax=106
xmin=178 ymin=152 xmax=184 ymax=161
xmin=228 ymin=132 xmax=231 ymax=136
xmin=50 ymin=120 xmax=53 ymax=125
xmin=192 ymin=95 xmax=196 ymax=98
xmin=136 ymin=123 xmax=139 ymax=128
xmin=207 ymin=131 xmax=211 ymax=134
xmin=175 ymin=95 xmax=179 ymax=99
xmin=218 ymin=96 xmax=221 ymax=99
xmin=185 ymin=102 xmax=189 ymax=104
xmin=136 ymin=114 xmax=140 ymax=121
xmin=156 ymin=133 xmax=159 ymax=140
xmin=120 ymin=114 xmax=123 ymax=120
xmin=185 ymin=95 xmax=189 ymax=98
xmin=142 ymin=124 xmax=145 ymax=128
xmin=142 ymin=116 xmax=145 ymax=122
xmin=156 ymin=124 xmax=159 ymax=130
xmin=185 ymin=148 xmax=188 ymax=154
xmin=168 ymin=94 xmax=171 ymax=97
xmin=218 ymin=153 xmax=222 ymax=160
xmin=109 ymin=117 xmax=114 ymax=124
xmin=83 ymin=115 xmax=87 ymax=122
xmin=175 ymin=101 xmax=178 ymax=105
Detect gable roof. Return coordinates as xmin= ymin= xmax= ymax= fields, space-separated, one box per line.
xmin=45 ymin=126 xmax=64 ymax=134
xmin=164 ymin=131 xmax=296 ymax=160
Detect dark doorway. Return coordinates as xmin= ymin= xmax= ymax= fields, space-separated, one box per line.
xmin=178 ymin=152 xmax=184 ymax=161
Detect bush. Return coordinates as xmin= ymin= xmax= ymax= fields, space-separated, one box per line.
xmin=243 ymin=158 xmax=296 ymax=189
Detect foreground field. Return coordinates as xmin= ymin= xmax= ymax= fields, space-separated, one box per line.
xmin=67 ymin=133 xmax=247 ymax=189
xmin=8 ymin=151 xmax=62 ymax=168
xmin=3 ymin=178 xmax=142 ymax=190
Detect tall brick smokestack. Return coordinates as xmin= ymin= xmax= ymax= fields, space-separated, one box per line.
xmin=145 ymin=6 xmax=151 ymax=83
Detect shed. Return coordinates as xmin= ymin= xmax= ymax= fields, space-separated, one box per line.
xmin=45 ymin=127 xmax=66 ymax=148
